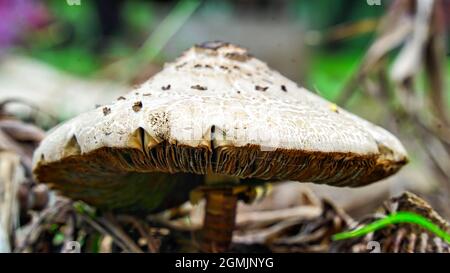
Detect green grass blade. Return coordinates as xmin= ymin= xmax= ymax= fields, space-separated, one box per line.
xmin=122 ymin=0 xmax=201 ymax=80
xmin=332 ymin=211 xmax=450 ymax=244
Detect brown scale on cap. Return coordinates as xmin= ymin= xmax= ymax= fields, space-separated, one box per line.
xmin=255 ymin=85 xmax=269 ymax=91
xmin=102 ymin=107 xmax=111 ymax=116
xmin=195 ymin=41 xmax=251 ymax=63
xmin=225 ymin=52 xmax=249 ymax=62
xmin=191 ymin=84 xmax=207 ymax=91
xmin=132 ymin=101 xmax=142 ymax=112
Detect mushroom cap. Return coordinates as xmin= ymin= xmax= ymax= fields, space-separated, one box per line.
xmin=32 ymin=42 xmax=408 ymax=213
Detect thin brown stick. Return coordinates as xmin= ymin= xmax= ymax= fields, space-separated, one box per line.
xmin=98 ymin=214 xmax=143 ymax=253
xmin=116 ymin=215 xmax=159 ymax=253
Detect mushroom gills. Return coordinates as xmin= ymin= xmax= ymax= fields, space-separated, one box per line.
xmin=35 ymin=140 xmax=403 ymax=214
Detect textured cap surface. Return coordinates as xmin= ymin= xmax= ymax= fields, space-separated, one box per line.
xmin=33 ymin=42 xmax=408 ymax=213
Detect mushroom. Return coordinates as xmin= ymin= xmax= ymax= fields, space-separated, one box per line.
xmin=32 ymin=41 xmax=408 ymax=252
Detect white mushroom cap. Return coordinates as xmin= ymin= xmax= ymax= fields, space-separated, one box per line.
xmin=32 ymin=42 xmax=408 ymax=213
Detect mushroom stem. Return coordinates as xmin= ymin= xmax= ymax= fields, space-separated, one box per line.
xmin=201 ymin=188 xmax=238 ymax=252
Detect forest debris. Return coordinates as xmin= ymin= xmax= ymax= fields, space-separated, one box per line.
xmin=0 ymin=118 xmax=45 ymax=171
xmin=98 ymin=214 xmax=143 ymax=253
xmin=0 ymin=102 xmax=52 ymax=252
xmin=0 ymin=56 xmax=127 ymax=121
xmin=14 ymin=199 xmax=170 ymax=253
xmin=233 ymin=199 xmax=353 ymax=253
xmin=116 ymin=215 xmax=159 ymax=253
xmin=0 ymin=119 xmax=45 ymax=143
xmin=331 ymin=192 xmax=450 ymax=253
xmin=236 ymin=205 xmax=322 ymax=228
xmin=0 ymin=152 xmax=24 ymax=252
xmin=335 ymin=0 xmax=450 ymax=219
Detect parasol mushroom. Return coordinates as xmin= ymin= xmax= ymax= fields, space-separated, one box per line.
xmin=32 ymin=41 xmax=408 ymax=252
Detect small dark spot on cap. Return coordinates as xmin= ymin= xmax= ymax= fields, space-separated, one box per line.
xmin=194 ymin=64 xmax=202 ymax=68
xmin=132 ymin=101 xmax=143 ymax=112
xmin=135 ymin=92 xmax=139 ymax=95
xmin=219 ymin=65 xmax=229 ymax=70
xmin=237 ymin=90 xmax=241 ymax=94
xmin=143 ymin=93 xmax=151 ymax=96
xmin=281 ymin=85 xmax=287 ymax=92
xmin=117 ymin=96 xmax=126 ymax=101
xmin=233 ymin=65 xmax=240 ymax=70
xmin=162 ymin=84 xmax=171 ymax=90
xmin=191 ymin=84 xmax=207 ymax=91
xmin=102 ymin=107 xmax=111 ymax=116
xmin=95 ymin=104 xmax=102 ymax=109
xmin=255 ymin=85 xmax=269 ymax=91
xmin=205 ymin=64 xmax=213 ymax=69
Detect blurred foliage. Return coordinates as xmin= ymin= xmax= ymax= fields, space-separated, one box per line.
xmin=307 ymin=50 xmax=365 ymax=100
xmin=29 ymin=46 xmax=99 ymax=76
xmin=122 ymin=1 xmax=155 ymax=32
xmin=16 ymin=0 xmax=448 ymax=99
xmin=26 ymin=0 xmax=101 ymax=75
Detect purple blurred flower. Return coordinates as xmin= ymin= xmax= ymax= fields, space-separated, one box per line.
xmin=0 ymin=0 xmax=49 ymax=51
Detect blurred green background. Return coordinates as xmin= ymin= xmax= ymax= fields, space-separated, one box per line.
xmin=5 ymin=0 xmax=419 ymax=101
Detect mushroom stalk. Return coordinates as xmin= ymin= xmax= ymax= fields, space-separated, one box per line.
xmin=201 ymin=188 xmax=238 ymax=252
